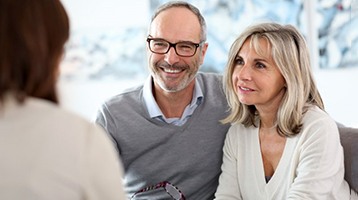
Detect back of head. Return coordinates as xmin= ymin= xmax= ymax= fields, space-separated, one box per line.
xmin=0 ymin=0 xmax=70 ymax=104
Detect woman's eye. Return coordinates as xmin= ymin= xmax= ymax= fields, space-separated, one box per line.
xmin=235 ymin=58 xmax=244 ymax=65
xmin=256 ymin=62 xmax=266 ymax=69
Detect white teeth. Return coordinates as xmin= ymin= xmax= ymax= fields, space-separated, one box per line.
xmin=240 ymin=87 xmax=250 ymax=91
xmin=163 ymin=68 xmax=181 ymax=73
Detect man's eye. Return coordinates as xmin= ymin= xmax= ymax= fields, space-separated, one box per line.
xmin=177 ymin=43 xmax=194 ymax=50
xmin=153 ymin=42 xmax=167 ymax=47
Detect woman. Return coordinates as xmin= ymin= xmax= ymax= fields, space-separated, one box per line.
xmin=0 ymin=0 xmax=126 ymax=199
xmin=214 ymin=22 xmax=356 ymax=199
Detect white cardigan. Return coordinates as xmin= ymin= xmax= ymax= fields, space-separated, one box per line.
xmin=215 ymin=106 xmax=354 ymax=200
xmin=0 ymin=96 xmax=126 ymax=200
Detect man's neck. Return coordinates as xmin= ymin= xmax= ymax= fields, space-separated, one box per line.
xmin=153 ymin=81 xmax=195 ymax=118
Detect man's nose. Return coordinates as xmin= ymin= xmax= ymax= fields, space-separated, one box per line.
xmin=164 ymin=46 xmax=180 ymax=65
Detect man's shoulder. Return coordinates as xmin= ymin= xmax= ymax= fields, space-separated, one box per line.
xmin=196 ymin=72 xmax=224 ymax=90
xmin=197 ymin=72 xmax=223 ymax=80
xmin=104 ymin=85 xmax=144 ymax=106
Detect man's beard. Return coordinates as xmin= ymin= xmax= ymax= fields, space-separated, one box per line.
xmin=151 ymin=61 xmax=197 ymax=92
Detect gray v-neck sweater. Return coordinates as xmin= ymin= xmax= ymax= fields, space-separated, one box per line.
xmin=96 ymin=72 xmax=230 ymax=200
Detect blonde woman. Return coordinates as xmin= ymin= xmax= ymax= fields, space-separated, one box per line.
xmin=215 ymin=22 xmax=357 ymax=199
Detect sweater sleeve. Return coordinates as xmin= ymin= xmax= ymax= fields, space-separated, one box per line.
xmin=286 ymin=113 xmax=347 ymax=199
xmin=95 ymin=102 xmax=120 ymax=153
xmin=214 ymin=125 xmax=242 ymax=200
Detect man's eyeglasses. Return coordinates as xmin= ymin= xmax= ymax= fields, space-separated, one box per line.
xmin=130 ymin=181 xmax=186 ymax=200
xmin=147 ymin=37 xmax=204 ymax=57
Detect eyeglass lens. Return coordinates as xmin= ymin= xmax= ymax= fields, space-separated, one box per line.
xmin=165 ymin=183 xmax=182 ymax=200
xmin=148 ymin=39 xmax=199 ymax=57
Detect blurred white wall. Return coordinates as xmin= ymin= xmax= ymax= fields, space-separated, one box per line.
xmin=61 ymin=0 xmax=149 ymax=31
xmin=314 ymin=67 xmax=358 ymax=127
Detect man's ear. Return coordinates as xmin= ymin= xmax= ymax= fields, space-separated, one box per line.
xmin=199 ymin=42 xmax=209 ymax=65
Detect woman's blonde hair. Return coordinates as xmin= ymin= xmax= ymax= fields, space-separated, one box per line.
xmin=222 ymin=22 xmax=324 ymax=137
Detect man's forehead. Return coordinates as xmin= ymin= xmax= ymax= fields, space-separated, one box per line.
xmin=149 ymin=7 xmax=201 ymax=42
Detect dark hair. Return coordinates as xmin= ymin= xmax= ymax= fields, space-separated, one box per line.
xmin=0 ymin=0 xmax=70 ymax=104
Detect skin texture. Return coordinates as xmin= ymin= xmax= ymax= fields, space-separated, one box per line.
xmin=147 ymin=7 xmax=208 ymax=118
xmin=232 ymin=38 xmax=286 ymax=116
xmin=232 ymin=38 xmax=287 ymax=177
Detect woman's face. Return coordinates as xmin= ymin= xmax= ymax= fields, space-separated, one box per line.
xmin=232 ymin=38 xmax=286 ymax=112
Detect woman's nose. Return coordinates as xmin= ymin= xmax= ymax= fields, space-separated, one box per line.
xmin=235 ymin=65 xmax=252 ymax=81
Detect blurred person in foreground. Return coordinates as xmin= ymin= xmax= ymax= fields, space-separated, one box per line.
xmin=95 ymin=1 xmax=230 ymax=199
xmin=214 ymin=22 xmax=357 ymax=199
xmin=0 ymin=0 xmax=126 ymax=199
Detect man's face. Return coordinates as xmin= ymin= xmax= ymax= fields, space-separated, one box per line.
xmin=147 ymin=7 xmax=208 ymax=93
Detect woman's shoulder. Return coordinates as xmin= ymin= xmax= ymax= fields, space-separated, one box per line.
xmin=303 ymin=105 xmax=336 ymax=127
xmin=300 ymin=105 xmax=339 ymax=139
xmin=227 ymin=123 xmax=258 ymax=139
xmin=23 ymin=97 xmax=104 ymax=138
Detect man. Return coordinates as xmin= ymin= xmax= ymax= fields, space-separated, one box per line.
xmin=96 ymin=1 xmax=230 ymax=199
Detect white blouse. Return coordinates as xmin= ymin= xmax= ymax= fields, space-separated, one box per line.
xmin=215 ymin=106 xmax=353 ymax=200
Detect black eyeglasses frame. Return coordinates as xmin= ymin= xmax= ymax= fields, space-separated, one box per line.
xmin=146 ymin=37 xmax=204 ymax=57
